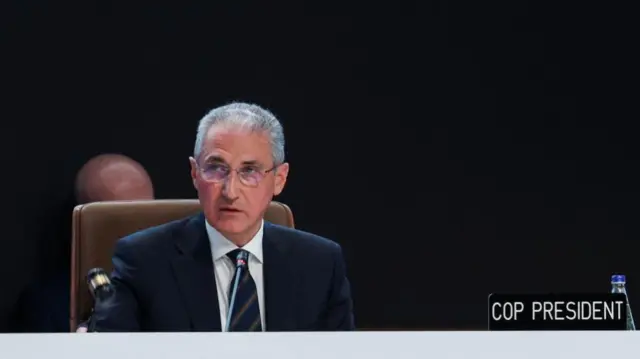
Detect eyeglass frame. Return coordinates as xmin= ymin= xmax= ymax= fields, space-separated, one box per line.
xmin=194 ymin=160 xmax=279 ymax=188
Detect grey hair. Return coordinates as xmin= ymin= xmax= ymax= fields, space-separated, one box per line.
xmin=193 ymin=102 xmax=285 ymax=165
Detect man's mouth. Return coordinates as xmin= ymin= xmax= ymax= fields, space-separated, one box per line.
xmin=220 ymin=207 xmax=242 ymax=213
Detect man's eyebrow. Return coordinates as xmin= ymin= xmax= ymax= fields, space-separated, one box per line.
xmin=241 ymin=160 xmax=261 ymax=166
xmin=203 ymin=155 xmax=227 ymax=164
xmin=203 ymin=156 xmax=262 ymax=166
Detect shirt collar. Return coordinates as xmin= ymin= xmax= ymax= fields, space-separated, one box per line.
xmin=205 ymin=219 xmax=264 ymax=263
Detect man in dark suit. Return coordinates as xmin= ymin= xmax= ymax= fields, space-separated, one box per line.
xmin=93 ymin=102 xmax=354 ymax=332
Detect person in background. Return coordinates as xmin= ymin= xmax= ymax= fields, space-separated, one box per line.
xmin=73 ymin=154 xmax=155 ymax=204
xmin=17 ymin=154 xmax=155 ymax=332
xmin=93 ymin=102 xmax=355 ymax=332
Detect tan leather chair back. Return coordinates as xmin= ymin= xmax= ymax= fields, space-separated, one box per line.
xmin=70 ymin=199 xmax=294 ymax=331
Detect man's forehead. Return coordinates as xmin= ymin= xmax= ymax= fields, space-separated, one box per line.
xmin=201 ymin=126 xmax=271 ymax=163
xmin=206 ymin=123 xmax=267 ymax=139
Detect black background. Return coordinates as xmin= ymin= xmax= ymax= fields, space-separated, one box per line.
xmin=1 ymin=1 xmax=638 ymax=331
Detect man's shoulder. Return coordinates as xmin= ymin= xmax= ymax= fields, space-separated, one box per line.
xmin=115 ymin=214 xmax=198 ymax=254
xmin=265 ymin=222 xmax=342 ymax=254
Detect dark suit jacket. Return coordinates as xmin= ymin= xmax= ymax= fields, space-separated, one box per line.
xmin=93 ymin=213 xmax=355 ymax=331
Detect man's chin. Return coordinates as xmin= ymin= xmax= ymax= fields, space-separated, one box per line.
xmin=213 ymin=218 xmax=250 ymax=235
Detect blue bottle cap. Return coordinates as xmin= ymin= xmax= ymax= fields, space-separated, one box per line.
xmin=612 ymin=274 xmax=626 ymax=283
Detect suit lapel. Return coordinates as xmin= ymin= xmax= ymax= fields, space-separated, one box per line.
xmin=263 ymin=222 xmax=296 ymax=331
xmin=171 ymin=213 xmax=221 ymax=331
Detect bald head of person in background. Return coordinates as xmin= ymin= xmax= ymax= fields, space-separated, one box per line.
xmin=74 ymin=154 xmax=155 ymax=204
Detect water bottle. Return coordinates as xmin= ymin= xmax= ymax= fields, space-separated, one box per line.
xmin=611 ymin=274 xmax=636 ymax=330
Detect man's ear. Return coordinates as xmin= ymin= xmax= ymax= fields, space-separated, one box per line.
xmin=189 ymin=157 xmax=198 ymax=189
xmin=273 ymin=162 xmax=289 ymax=196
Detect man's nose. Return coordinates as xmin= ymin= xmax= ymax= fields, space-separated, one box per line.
xmin=221 ymin=171 xmax=239 ymax=199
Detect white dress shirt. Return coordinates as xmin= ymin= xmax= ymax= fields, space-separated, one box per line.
xmin=205 ymin=219 xmax=266 ymax=331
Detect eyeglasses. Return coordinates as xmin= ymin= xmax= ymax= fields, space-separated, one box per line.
xmin=197 ymin=163 xmax=277 ymax=187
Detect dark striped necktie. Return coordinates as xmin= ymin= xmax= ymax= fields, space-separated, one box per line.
xmin=226 ymin=249 xmax=262 ymax=332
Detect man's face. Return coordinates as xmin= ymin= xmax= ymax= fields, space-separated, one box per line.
xmin=190 ymin=125 xmax=289 ymax=241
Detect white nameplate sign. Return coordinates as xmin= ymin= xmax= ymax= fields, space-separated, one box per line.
xmin=0 ymin=331 xmax=638 ymax=359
